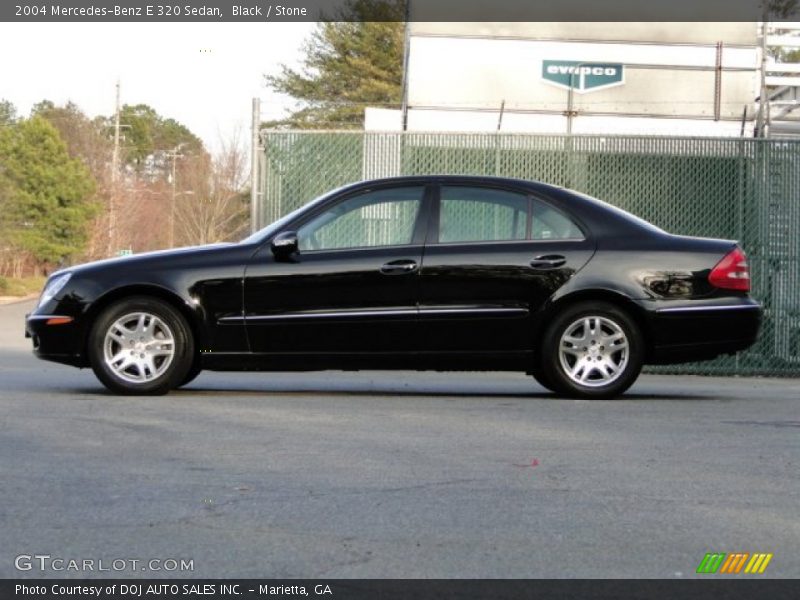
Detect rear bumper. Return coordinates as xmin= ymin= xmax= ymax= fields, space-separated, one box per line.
xmin=25 ymin=314 xmax=84 ymax=367
xmin=645 ymin=299 xmax=762 ymax=364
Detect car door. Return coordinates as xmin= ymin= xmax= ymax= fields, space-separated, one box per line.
xmin=418 ymin=183 xmax=595 ymax=353
xmin=243 ymin=184 xmax=431 ymax=355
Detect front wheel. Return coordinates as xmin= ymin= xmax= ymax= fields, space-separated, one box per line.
xmin=529 ymin=363 xmax=557 ymax=393
xmin=177 ymin=361 xmax=203 ymax=388
xmin=88 ymin=296 xmax=195 ymax=395
xmin=541 ymin=302 xmax=643 ymax=399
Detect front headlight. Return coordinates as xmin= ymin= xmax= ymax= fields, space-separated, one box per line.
xmin=38 ymin=273 xmax=72 ymax=308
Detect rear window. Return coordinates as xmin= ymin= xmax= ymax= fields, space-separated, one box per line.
xmin=438 ymin=185 xmax=585 ymax=243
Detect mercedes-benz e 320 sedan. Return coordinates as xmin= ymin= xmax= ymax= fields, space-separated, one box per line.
xmin=26 ymin=176 xmax=761 ymax=398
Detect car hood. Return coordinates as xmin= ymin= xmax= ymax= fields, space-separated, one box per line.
xmin=53 ymin=243 xmax=237 ymax=277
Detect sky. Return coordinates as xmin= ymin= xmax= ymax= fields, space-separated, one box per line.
xmin=0 ymin=22 xmax=316 ymax=152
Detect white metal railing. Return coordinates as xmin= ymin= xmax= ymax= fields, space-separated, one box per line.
xmin=767 ymin=35 xmax=800 ymax=47
xmin=766 ymin=25 xmax=800 ymax=91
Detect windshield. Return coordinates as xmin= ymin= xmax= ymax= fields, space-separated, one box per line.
xmin=239 ymin=210 xmax=302 ymax=245
xmin=239 ymin=186 xmax=349 ymax=245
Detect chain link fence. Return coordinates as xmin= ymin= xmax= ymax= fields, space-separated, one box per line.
xmin=257 ymin=131 xmax=800 ymax=377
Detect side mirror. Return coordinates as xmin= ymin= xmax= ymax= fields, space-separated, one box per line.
xmin=271 ymin=230 xmax=298 ymax=260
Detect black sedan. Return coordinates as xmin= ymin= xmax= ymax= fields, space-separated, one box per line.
xmin=26 ymin=176 xmax=761 ymax=398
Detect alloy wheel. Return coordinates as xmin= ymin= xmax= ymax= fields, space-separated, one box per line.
xmin=103 ymin=312 xmax=175 ymax=384
xmin=558 ymin=316 xmax=629 ymax=387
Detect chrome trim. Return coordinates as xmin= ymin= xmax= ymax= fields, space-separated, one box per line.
xmin=419 ymin=307 xmax=528 ymax=316
xmin=26 ymin=315 xmax=74 ymax=321
xmin=217 ymin=314 xmax=246 ymax=323
xmin=432 ymin=238 xmax=585 ymax=248
xmin=222 ymin=306 xmax=529 ymax=323
xmin=238 ymin=309 xmax=418 ymax=322
xmin=297 ymin=244 xmax=420 ymax=256
xmin=656 ymin=304 xmax=761 ymax=314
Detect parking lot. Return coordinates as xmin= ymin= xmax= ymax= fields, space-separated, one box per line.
xmin=1 ymin=299 xmax=798 ymax=578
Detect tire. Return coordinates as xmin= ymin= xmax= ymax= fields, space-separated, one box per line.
xmin=88 ymin=296 xmax=195 ymax=395
xmin=178 ymin=361 xmax=202 ymax=388
xmin=540 ymin=301 xmax=643 ymax=399
xmin=530 ymin=363 xmax=557 ymax=393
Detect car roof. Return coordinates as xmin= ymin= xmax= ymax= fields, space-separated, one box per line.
xmin=351 ymin=174 xmax=559 ymax=190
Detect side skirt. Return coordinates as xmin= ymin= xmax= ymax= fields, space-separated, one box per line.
xmin=200 ymin=351 xmax=532 ymax=373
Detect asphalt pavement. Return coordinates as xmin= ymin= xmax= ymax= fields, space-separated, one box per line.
xmin=1 ymin=299 xmax=798 ymax=578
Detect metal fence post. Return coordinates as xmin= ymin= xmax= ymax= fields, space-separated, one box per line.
xmin=250 ymin=98 xmax=261 ymax=233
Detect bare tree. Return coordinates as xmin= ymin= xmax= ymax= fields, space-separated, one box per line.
xmin=175 ymin=132 xmax=250 ymax=246
xmin=115 ymin=180 xmax=172 ymax=253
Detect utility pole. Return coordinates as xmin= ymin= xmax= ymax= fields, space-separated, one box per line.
xmin=108 ymin=80 xmax=121 ymax=256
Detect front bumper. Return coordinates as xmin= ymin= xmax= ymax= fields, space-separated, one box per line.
xmin=25 ymin=314 xmax=85 ymax=367
xmin=645 ymin=299 xmax=762 ymax=364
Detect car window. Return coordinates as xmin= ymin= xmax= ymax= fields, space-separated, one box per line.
xmin=297 ymin=187 xmax=424 ymax=251
xmin=531 ymin=199 xmax=584 ymax=240
xmin=439 ymin=186 xmax=528 ymax=243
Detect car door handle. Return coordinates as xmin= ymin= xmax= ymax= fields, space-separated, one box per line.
xmin=530 ymin=255 xmax=566 ymax=269
xmin=380 ymin=259 xmax=418 ymax=275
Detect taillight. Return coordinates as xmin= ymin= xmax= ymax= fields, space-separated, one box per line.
xmin=709 ymin=247 xmax=750 ymax=292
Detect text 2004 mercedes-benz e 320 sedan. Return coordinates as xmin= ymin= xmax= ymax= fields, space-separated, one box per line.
xmin=26 ymin=176 xmax=761 ymax=398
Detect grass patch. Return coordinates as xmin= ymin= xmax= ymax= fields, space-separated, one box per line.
xmin=0 ymin=275 xmax=46 ymax=297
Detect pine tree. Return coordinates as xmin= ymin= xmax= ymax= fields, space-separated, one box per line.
xmin=0 ymin=116 xmax=97 ymax=268
xmin=266 ymin=0 xmax=405 ymax=129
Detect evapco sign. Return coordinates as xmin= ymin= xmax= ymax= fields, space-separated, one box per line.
xmin=542 ymin=60 xmax=625 ymax=93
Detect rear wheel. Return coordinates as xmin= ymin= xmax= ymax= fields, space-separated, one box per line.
xmin=529 ymin=362 xmax=557 ymax=392
xmin=88 ymin=296 xmax=194 ymax=395
xmin=541 ymin=302 xmax=643 ymax=399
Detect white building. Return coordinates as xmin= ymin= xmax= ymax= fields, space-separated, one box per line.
xmin=367 ymin=22 xmax=763 ymax=136
xmin=766 ymin=22 xmax=800 ymax=138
